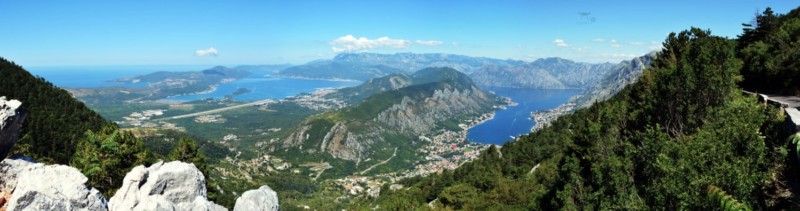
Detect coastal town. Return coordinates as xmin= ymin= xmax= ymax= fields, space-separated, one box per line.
xmin=531 ymin=102 xmax=575 ymax=132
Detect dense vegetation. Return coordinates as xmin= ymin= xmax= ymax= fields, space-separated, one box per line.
xmin=0 ymin=58 xmax=111 ymax=164
xmin=71 ymin=125 xmax=150 ymax=197
xmin=370 ymin=8 xmax=800 ymax=210
xmin=739 ymin=8 xmax=800 ymax=95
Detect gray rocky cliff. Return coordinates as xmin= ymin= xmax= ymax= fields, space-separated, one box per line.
xmin=0 ymin=156 xmax=108 ymax=211
xmin=108 ymin=161 xmax=226 ymax=211
xmin=374 ymin=87 xmax=490 ymax=135
xmin=283 ymin=85 xmax=494 ymax=163
xmin=233 ymin=185 xmax=279 ymax=211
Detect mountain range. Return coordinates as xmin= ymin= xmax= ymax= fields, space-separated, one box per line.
xmin=569 ymin=52 xmax=656 ymax=109
xmin=277 ymin=52 xmax=615 ymax=90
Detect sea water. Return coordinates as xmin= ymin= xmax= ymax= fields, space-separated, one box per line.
xmin=164 ymin=76 xmax=361 ymax=102
xmin=28 ymin=65 xmax=211 ymax=88
xmin=467 ymin=88 xmax=581 ymax=145
xmin=28 ymin=65 xmax=361 ymax=102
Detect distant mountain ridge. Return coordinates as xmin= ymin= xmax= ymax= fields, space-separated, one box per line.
xmin=278 ymin=52 xmax=617 ymax=89
xmin=570 ymin=52 xmax=656 ymax=109
xmin=330 ymin=53 xmax=524 ymax=74
xmin=470 ymin=58 xmax=616 ymax=89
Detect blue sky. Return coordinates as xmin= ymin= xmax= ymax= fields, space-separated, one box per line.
xmin=1 ymin=0 xmax=797 ymax=66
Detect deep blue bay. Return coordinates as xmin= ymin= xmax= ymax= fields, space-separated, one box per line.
xmin=467 ymin=88 xmax=581 ymax=145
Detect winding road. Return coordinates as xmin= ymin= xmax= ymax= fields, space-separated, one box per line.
xmin=359 ymin=147 xmax=398 ymax=175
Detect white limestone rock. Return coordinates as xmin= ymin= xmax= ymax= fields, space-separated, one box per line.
xmin=108 ymin=161 xmax=226 ymax=211
xmin=0 ymin=96 xmax=22 ymax=130
xmin=233 ymin=185 xmax=279 ymax=211
xmin=0 ymin=157 xmax=108 ymax=211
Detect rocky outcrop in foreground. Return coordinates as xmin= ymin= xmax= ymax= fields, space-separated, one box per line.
xmin=108 ymin=161 xmax=227 ymax=211
xmin=0 ymin=97 xmax=26 ymax=159
xmin=0 ymin=97 xmax=278 ymax=210
xmin=0 ymin=156 xmax=107 ymax=211
xmin=234 ymin=185 xmax=280 ymax=211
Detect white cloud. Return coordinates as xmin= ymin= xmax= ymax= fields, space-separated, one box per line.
xmin=628 ymin=41 xmax=644 ymax=46
xmin=553 ymin=39 xmax=569 ymax=47
xmin=610 ymin=43 xmax=621 ymax=48
xmin=610 ymin=39 xmax=617 ymax=43
xmin=572 ymin=47 xmax=588 ymax=52
xmin=330 ymin=35 xmax=414 ymax=53
xmin=451 ymin=42 xmax=460 ymax=47
xmin=415 ymin=40 xmax=443 ymax=46
xmin=592 ymin=38 xmax=605 ymax=42
xmin=195 ymin=47 xmax=218 ymax=57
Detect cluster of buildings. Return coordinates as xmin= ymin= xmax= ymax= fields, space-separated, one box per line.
xmin=335 ymin=176 xmax=383 ymax=197
xmin=122 ymin=109 xmax=165 ymax=127
xmin=194 ymin=114 xmax=226 ymax=123
xmin=150 ymin=78 xmax=196 ymax=88
xmin=531 ymin=102 xmax=575 ymax=132
xmin=285 ymin=88 xmax=347 ymax=110
xmin=459 ymin=112 xmax=495 ymax=130
xmin=408 ymin=129 xmax=487 ymax=178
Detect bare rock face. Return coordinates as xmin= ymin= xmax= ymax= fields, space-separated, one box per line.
xmin=108 ymin=161 xmax=226 ymax=211
xmin=0 ymin=156 xmax=108 ymax=211
xmin=233 ymin=185 xmax=279 ymax=211
xmin=0 ymin=97 xmax=26 ymax=159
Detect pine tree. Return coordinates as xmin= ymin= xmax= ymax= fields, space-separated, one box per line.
xmin=71 ymin=125 xmax=149 ymax=197
xmin=167 ymin=137 xmax=207 ymax=171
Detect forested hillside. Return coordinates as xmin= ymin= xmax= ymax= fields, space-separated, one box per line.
xmin=370 ymin=8 xmax=800 ymax=210
xmin=0 ymin=58 xmax=111 ymax=163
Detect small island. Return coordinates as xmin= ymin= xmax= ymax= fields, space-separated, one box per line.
xmin=231 ymin=87 xmax=251 ymax=96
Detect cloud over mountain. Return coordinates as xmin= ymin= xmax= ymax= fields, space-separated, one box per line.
xmin=195 ymin=47 xmax=218 ymax=56
xmin=330 ymin=35 xmax=443 ymax=52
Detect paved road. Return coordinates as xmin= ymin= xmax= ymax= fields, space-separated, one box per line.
xmin=768 ymin=95 xmax=800 ymax=108
xmin=744 ymin=91 xmax=800 ymax=108
xmin=747 ymin=91 xmax=800 ymax=132
xmin=154 ymin=99 xmax=274 ymax=121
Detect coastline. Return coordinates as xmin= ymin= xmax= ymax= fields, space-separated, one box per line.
xmin=461 ymin=96 xmax=520 ymax=144
xmin=265 ymin=74 xmax=362 ymax=83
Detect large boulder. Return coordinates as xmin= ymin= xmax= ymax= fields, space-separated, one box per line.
xmin=233 ymin=185 xmax=279 ymax=211
xmin=108 ymin=161 xmax=226 ymax=211
xmin=0 ymin=156 xmax=108 ymax=211
xmin=0 ymin=97 xmax=26 ymax=159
